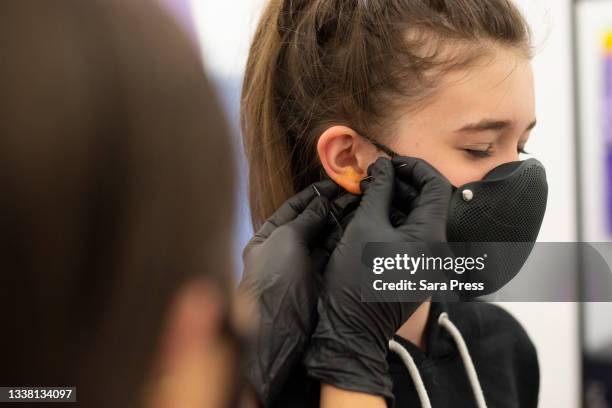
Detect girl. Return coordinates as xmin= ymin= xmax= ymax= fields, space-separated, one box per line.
xmin=241 ymin=0 xmax=541 ymax=407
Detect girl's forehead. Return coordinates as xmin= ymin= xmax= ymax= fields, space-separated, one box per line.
xmin=397 ymin=49 xmax=535 ymax=131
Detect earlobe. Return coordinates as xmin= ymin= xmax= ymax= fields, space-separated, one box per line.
xmin=317 ymin=126 xmax=377 ymax=195
xmin=340 ymin=168 xmax=363 ymax=195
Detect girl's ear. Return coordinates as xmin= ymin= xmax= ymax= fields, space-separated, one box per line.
xmin=317 ymin=126 xmax=380 ymax=194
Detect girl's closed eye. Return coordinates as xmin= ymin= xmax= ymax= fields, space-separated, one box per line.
xmin=463 ymin=144 xmax=494 ymax=158
xmin=463 ymin=144 xmax=529 ymax=158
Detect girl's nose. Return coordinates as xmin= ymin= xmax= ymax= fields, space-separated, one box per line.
xmin=488 ymin=147 xmax=521 ymax=175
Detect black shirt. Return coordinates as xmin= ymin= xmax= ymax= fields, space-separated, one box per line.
xmin=389 ymin=301 xmax=539 ymax=408
xmin=271 ymin=301 xmax=539 ymax=407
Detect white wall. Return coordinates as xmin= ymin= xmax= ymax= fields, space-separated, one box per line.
xmin=189 ymin=1 xmax=581 ymax=406
xmin=190 ymin=0 xmax=269 ymax=261
xmin=190 ymin=0 xmax=266 ymax=78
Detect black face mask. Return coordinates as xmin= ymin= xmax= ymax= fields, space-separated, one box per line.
xmin=444 ymin=158 xmax=548 ymax=297
xmin=446 ymin=157 xmax=548 ymax=243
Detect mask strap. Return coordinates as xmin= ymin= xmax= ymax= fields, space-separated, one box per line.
xmin=361 ymin=134 xmax=400 ymax=158
xmin=359 ymin=135 xmax=409 ymax=183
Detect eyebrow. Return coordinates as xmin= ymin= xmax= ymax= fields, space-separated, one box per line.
xmin=457 ymin=119 xmax=537 ymax=133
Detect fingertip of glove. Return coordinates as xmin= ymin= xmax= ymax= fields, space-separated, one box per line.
xmin=392 ymin=156 xmax=451 ymax=187
xmin=391 ymin=155 xmax=421 ymax=173
xmin=367 ymin=157 xmax=393 ymax=177
xmin=361 ymin=158 xmax=394 ymax=197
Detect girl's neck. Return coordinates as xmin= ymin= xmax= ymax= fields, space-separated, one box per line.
xmin=395 ymin=302 xmax=431 ymax=351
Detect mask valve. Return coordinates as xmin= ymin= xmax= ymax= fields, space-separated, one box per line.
xmin=461 ymin=189 xmax=474 ymax=202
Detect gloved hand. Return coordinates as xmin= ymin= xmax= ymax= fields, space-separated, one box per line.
xmin=239 ymin=180 xmax=338 ymax=407
xmin=304 ymin=156 xmax=452 ymax=404
xmin=322 ymin=166 xmax=421 ymax=250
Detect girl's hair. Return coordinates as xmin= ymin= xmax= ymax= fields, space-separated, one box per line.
xmin=0 ymin=0 xmax=234 ymax=406
xmin=241 ymin=0 xmax=532 ymax=229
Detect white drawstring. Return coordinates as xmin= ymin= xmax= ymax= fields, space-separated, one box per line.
xmin=389 ymin=311 xmax=488 ymax=408
xmin=438 ymin=312 xmax=488 ymax=408
xmin=389 ymin=339 xmax=432 ymax=408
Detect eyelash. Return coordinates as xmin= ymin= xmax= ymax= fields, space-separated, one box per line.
xmin=465 ymin=149 xmax=492 ymax=158
xmin=464 ymin=146 xmax=529 ymax=158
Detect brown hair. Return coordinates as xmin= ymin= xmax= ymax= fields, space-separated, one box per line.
xmin=241 ymin=0 xmax=532 ymax=229
xmin=0 ymin=0 xmax=234 ymax=406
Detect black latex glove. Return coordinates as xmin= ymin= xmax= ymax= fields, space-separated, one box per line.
xmin=322 ymin=168 xmax=420 ymax=252
xmin=304 ymin=156 xmax=452 ymax=404
xmin=239 ymin=180 xmax=338 ymax=407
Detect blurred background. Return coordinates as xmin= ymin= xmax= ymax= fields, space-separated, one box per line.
xmin=160 ymin=0 xmax=612 ymax=406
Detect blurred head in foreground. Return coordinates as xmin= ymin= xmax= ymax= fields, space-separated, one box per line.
xmin=0 ymin=0 xmax=239 ymax=407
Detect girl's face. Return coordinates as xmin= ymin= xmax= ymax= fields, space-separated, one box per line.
xmin=316 ymin=47 xmax=535 ymax=193
xmin=385 ymin=47 xmax=535 ymax=187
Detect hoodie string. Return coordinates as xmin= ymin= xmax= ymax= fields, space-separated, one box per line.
xmin=388 ymin=312 xmax=488 ymax=408
xmin=388 ymin=339 xmax=432 ymax=408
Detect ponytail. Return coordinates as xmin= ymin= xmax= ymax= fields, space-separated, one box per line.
xmin=241 ymin=0 xmax=295 ymax=230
